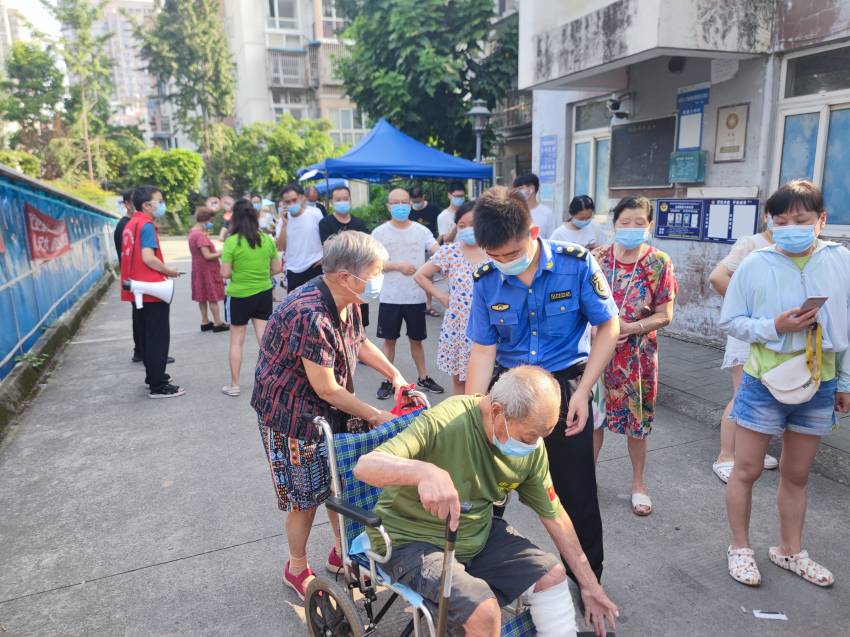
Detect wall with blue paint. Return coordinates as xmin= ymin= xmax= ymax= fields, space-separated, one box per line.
xmin=0 ymin=167 xmax=118 ymax=380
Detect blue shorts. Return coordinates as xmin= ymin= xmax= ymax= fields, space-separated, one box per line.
xmin=730 ymin=373 xmax=837 ymax=437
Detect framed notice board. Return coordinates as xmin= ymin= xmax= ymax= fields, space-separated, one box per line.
xmin=609 ymin=116 xmax=676 ymax=188
xmin=654 ymin=198 xmax=760 ymax=244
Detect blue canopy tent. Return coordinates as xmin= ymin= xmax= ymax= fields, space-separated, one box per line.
xmin=300 ymin=118 xmax=492 ymax=181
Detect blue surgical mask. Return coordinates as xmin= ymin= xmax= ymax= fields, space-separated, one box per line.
xmin=450 ymin=196 xmax=465 ymax=207
xmin=492 ymin=238 xmax=536 ymax=276
xmin=334 ymin=201 xmax=351 ymax=214
xmin=614 ymin=227 xmax=648 ymax=249
xmin=154 ymin=201 xmax=167 ymax=218
xmin=457 ymin=227 xmax=476 ymax=245
xmin=348 ymin=272 xmax=383 ymax=302
xmin=412 ymin=201 xmax=426 ymax=211
xmin=287 ymin=203 xmax=302 ymax=216
xmin=390 ymin=204 xmax=411 ymax=221
xmin=571 ymin=217 xmax=592 ymax=229
xmin=253 ymin=202 xmax=262 ymax=211
xmin=205 ymin=222 xmax=214 ymax=231
xmin=491 ymin=411 xmax=538 ymax=457
xmin=771 ymin=224 xmax=817 ymax=253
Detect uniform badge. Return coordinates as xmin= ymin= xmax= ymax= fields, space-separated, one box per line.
xmin=547 ymin=485 xmax=557 ymax=502
xmin=590 ymin=271 xmax=611 ymax=299
xmin=490 ymin=303 xmax=510 ymax=311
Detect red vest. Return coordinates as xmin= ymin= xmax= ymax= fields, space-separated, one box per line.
xmin=120 ymin=211 xmax=166 ymax=303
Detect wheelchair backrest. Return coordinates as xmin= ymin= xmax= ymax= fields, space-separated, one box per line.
xmin=331 ymin=408 xmax=423 ymax=543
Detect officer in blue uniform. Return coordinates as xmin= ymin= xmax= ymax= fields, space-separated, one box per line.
xmin=466 ymin=186 xmax=620 ymax=585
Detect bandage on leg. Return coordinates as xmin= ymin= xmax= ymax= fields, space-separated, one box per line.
xmin=525 ymin=577 xmax=577 ymax=637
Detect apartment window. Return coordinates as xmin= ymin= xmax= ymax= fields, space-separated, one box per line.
xmin=268 ymin=0 xmax=298 ymax=30
xmin=571 ymin=100 xmax=610 ymax=216
xmin=322 ymin=0 xmax=346 ymax=38
xmin=774 ymin=43 xmax=850 ymax=230
xmin=272 ymin=89 xmax=308 ymax=120
xmin=329 ymin=107 xmax=368 ymax=146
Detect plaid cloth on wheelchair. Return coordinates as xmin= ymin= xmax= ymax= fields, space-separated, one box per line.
xmin=331 ymin=409 xmax=537 ymax=637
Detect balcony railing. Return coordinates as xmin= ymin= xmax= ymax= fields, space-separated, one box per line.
xmin=268 ymin=49 xmax=309 ymax=88
xmin=491 ymin=91 xmax=532 ymax=130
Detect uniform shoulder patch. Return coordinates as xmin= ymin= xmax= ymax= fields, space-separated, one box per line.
xmin=473 ymin=261 xmax=496 ymax=281
xmin=590 ymin=270 xmax=611 ymax=299
xmin=558 ymin=244 xmax=587 ymax=260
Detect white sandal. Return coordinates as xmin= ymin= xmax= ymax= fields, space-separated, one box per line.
xmin=631 ymin=492 xmax=652 ymax=516
xmin=768 ymin=547 xmax=834 ymax=587
xmin=712 ymin=461 xmax=734 ymax=483
xmin=727 ymin=546 xmax=761 ymax=586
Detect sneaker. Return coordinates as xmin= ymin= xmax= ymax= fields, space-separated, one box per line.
xmin=148 ymin=383 xmax=186 ymax=399
xmin=376 ymin=380 xmax=393 ymax=400
xmin=417 ymin=376 xmax=445 ymax=394
xmin=212 ymin=323 xmax=230 ymax=333
xmin=763 ymin=453 xmax=779 ymax=470
xmin=221 ymin=384 xmax=241 ymax=396
xmin=166 ymin=356 xmax=175 ymax=364
xmin=131 ymin=354 xmax=143 ymax=363
xmin=283 ymin=561 xmax=314 ymax=601
xmin=200 ymin=322 xmax=214 ymax=332
xmin=326 ymin=547 xmax=343 ymax=574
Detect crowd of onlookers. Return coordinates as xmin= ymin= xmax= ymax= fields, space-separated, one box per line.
xmin=115 ymin=174 xmax=847 ymax=633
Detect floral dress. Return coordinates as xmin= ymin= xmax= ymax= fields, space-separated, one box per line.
xmin=429 ymin=242 xmax=480 ymax=380
xmin=188 ymin=229 xmax=225 ymax=303
xmin=598 ymin=245 xmax=677 ymax=438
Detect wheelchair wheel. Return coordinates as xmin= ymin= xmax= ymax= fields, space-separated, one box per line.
xmin=305 ymin=576 xmax=364 ymax=637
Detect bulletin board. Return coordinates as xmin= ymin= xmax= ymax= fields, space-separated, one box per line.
xmin=609 ymin=116 xmax=677 ymax=188
xmin=654 ymin=198 xmax=759 ymax=244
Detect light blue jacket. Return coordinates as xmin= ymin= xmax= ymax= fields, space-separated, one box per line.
xmin=719 ymin=240 xmax=850 ymax=392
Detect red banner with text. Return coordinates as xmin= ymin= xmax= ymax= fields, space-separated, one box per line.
xmin=25 ymin=204 xmax=71 ymax=261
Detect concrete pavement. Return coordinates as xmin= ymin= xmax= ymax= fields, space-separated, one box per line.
xmin=1 ymin=237 xmax=848 ymax=636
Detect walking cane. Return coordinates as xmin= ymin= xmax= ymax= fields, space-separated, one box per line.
xmin=435 ymin=502 xmax=471 ymax=637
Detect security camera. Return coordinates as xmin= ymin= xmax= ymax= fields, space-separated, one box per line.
xmin=606 ymin=93 xmax=631 ymax=119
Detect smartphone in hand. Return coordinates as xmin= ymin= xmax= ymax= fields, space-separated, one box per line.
xmin=799 ymin=296 xmax=828 ymax=313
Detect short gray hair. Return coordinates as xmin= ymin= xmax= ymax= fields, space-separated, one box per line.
xmin=490 ymin=366 xmax=560 ymax=421
xmin=322 ymin=231 xmax=388 ymax=275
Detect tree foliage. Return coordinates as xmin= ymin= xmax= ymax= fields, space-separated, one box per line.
xmin=335 ymin=0 xmax=517 ymax=156
xmin=0 ymin=41 xmax=64 ymax=152
xmin=42 ymin=0 xmax=114 ymax=180
xmin=127 ymin=148 xmax=204 ymax=228
xmin=211 ymin=114 xmax=339 ymax=197
xmin=0 ymin=149 xmax=42 ymax=177
xmin=134 ymin=0 xmax=235 ymax=158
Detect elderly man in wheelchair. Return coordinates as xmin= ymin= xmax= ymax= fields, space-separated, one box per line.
xmin=351 ymin=365 xmax=618 ymax=637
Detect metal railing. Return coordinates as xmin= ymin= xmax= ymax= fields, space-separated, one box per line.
xmin=268 ymin=49 xmax=310 ymax=88
xmin=491 ymin=91 xmax=532 ymax=130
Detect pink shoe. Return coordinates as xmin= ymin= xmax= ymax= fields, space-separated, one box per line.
xmin=326 ymin=547 xmax=343 ymax=574
xmin=283 ymin=561 xmax=314 ymax=600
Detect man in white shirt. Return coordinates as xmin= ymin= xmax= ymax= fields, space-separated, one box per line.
xmin=513 ymin=173 xmax=557 ymax=239
xmin=276 ymin=184 xmax=324 ymax=291
xmin=372 ymin=187 xmax=445 ymax=399
xmin=436 ymin=180 xmax=466 ymax=245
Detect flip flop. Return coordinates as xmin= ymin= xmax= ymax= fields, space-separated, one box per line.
xmin=425 ymin=308 xmax=441 ymax=317
xmin=768 ymin=547 xmax=834 ymax=587
xmin=631 ymin=492 xmax=652 ymax=516
xmin=713 ymin=461 xmax=734 ymax=484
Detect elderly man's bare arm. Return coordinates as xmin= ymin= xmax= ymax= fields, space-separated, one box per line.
xmin=354 ymin=452 xmax=462 ymax=530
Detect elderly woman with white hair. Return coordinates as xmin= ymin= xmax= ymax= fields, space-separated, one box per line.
xmin=251 ymin=230 xmax=411 ymax=600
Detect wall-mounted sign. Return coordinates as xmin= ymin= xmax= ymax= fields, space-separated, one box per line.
xmin=538 ymin=135 xmax=557 ymax=202
xmin=669 ymin=151 xmax=707 ymax=183
xmin=655 ymin=198 xmax=759 ymax=244
xmin=676 ymin=84 xmax=710 ymax=151
xmin=25 ymin=204 xmax=71 ymax=261
xmin=714 ymin=103 xmax=749 ymax=162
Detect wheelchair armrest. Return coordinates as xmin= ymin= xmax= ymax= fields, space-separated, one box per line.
xmin=326 ymin=496 xmax=382 ymax=528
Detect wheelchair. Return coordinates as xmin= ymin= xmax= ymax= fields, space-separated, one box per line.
xmin=303 ymin=395 xmax=537 ymax=637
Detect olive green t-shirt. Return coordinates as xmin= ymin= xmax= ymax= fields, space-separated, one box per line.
xmin=745 ymin=254 xmax=836 ymax=380
xmin=367 ymin=395 xmax=563 ymax=562
xmin=220 ymin=232 xmax=278 ymax=298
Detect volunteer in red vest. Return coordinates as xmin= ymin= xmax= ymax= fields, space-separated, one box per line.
xmin=121 ymin=185 xmax=185 ymax=398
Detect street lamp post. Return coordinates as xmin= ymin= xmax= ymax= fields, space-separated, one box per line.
xmin=466 ymin=98 xmax=491 ymax=195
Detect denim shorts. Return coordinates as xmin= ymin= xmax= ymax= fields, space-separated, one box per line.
xmin=730 ymin=373 xmax=837 ymax=437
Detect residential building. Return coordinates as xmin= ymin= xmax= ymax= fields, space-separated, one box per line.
xmin=0 ymin=2 xmax=25 ymax=71
xmin=222 ymin=0 xmax=369 ymax=145
xmin=518 ymin=0 xmax=850 ymax=342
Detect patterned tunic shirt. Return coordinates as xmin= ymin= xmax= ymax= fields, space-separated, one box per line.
xmin=251 ymin=279 xmax=364 ymax=438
